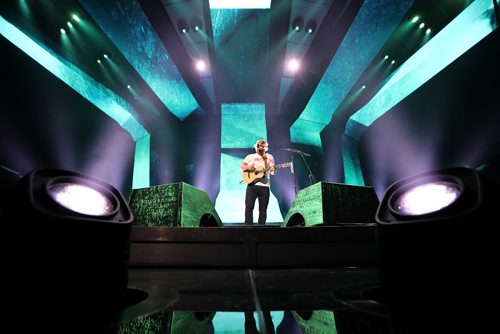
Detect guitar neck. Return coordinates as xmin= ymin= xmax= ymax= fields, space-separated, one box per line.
xmin=275 ymin=162 xmax=292 ymax=169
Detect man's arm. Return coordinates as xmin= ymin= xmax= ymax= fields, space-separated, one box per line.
xmin=240 ymin=156 xmax=254 ymax=171
xmin=266 ymin=154 xmax=276 ymax=173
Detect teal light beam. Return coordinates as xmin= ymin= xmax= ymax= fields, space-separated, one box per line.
xmin=80 ymin=0 xmax=199 ymax=121
xmin=0 ymin=15 xmax=148 ymax=141
xmin=133 ymin=134 xmax=150 ymax=189
xmin=290 ymin=0 xmax=415 ymax=148
xmin=347 ymin=0 xmax=497 ymax=136
xmin=342 ymin=134 xmax=365 ymax=185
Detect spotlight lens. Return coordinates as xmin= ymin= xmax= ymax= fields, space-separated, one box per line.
xmin=48 ymin=183 xmax=115 ymax=216
xmin=195 ymin=59 xmax=206 ymax=71
xmin=393 ymin=181 xmax=461 ymax=216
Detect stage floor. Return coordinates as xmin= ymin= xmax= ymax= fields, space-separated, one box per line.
xmin=117 ymin=266 xmax=390 ymax=333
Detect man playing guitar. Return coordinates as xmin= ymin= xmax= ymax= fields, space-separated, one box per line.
xmin=240 ymin=139 xmax=276 ymax=225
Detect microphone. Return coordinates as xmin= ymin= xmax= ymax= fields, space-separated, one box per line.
xmin=279 ymin=147 xmax=311 ymax=156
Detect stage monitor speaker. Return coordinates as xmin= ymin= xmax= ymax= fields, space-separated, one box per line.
xmin=283 ymin=182 xmax=379 ymax=227
xmin=129 ymin=182 xmax=222 ymax=227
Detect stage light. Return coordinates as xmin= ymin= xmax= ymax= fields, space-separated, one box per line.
xmin=291 ymin=17 xmax=304 ymax=32
xmin=2 ymin=168 xmax=134 ymax=327
xmin=390 ymin=180 xmax=461 ymax=216
xmin=375 ymin=166 xmax=498 ymax=332
xmin=195 ymin=59 xmax=207 ymax=72
xmin=178 ymin=19 xmax=189 ymax=34
xmin=305 ymin=20 xmax=316 ymax=34
xmin=47 ymin=181 xmax=116 ymax=216
xmin=191 ymin=17 xmax=203 ymax=32
xmin=376 ymin=166 xmax=489 ymax=223
xmin=286 ymin=58 xmax=300 ymax=73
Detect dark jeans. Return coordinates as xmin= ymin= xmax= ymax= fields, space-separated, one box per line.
xmin=245 ymin=185 xmax=270 ymax=225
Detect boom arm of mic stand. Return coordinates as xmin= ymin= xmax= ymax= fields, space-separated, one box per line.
xmin=280 ymin=148 xmax=311 ymax=156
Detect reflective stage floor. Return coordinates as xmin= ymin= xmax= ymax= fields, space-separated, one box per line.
xmin=12 ymin=225 xmax=490 ymax=333
xmin=115 ymin=266 xmax=390 ymax=334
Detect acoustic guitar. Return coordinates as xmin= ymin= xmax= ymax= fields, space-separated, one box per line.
xmin=242 ymin=162 xmax=292 ymax=185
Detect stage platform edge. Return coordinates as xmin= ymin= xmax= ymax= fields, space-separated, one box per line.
xmin=129 ymin=225 xmax=378 ymax=268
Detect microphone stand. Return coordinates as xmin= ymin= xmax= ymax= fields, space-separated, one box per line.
xmin=280 ymin=148 xmax=316 ymax=193
xmin=300 ymin=151 xmax=316 ymax=186
xmin=290 ymin=153 xmax=297 ymax=195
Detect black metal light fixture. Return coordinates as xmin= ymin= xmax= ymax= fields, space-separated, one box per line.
xmin=291 ymin=17 xmax=304 ymax=32
xmin=305 ymin=20 xmax=317 ymax=34
xmin=191 ymin=17 xmax=203 ymax=32
xmin=178 ymin=19 xmax=190 ymax=34
xmin=3 ymin=169 xmax=134 ymax=327
xmin=375 ymin=166 xmax=498 ymax=332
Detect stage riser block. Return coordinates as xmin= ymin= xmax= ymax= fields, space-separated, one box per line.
xmin=283 ymin=182 xmax=379 ymax=226
xmin=129 ymin=182 xmax=222 ymax=227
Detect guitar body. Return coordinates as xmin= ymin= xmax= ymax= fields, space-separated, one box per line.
xmin=242 ymin=168 xmax=267 ymax=185
xmin=241 ymin=162 xmax=292 ymax=185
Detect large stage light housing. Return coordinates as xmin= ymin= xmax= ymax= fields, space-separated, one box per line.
xmin=375 ymin=166 xmax=497 ymax=331
xmin=3 ymin=169 xmax=134 ymax=325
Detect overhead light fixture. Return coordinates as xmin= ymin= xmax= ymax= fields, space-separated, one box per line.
xmin=375 ymin=166 xmax=497 ymax=332
xmin=191 ymin=17 xmax=203 ymax=32
xmin=286 ymin=58 xmax=300 ymax=73
xmin=195 ymin=59 xmax=207 ymax=72
xmin=3 ymin=168 xmax=134 ymax=326
xmin=291 ymin=17 xmax=304 ymax=32
xmin=305 ymin=20 xmax=317 ymax=34
xmin=178 ymin=19 xmax=189 ymax=34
